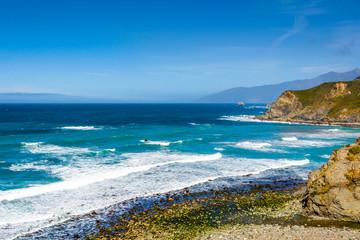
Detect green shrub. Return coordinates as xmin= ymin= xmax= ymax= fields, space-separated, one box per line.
xmin=346 ymin=152 xmax=355 ymax=161
xmin=349 ymin=145 xmax=360 ymax=155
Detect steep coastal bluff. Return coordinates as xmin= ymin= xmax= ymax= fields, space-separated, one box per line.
xmin=304 ymin=138 xmax=360 ymax=222
xmin=257 ymin=77 xmax=360 ymax=126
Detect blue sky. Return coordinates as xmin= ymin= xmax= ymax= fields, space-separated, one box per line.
xmin=0 ymin=0 xmax=359 ymax=102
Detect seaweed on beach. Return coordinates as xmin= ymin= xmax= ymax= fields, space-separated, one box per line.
xmin=86 ymin=185 xmax=299 ymax=240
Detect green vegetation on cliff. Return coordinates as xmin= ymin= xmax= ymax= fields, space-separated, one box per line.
xmin=293 ymin=77 xmax=360 ymax=119
xmin=259 ymin=77 xmax=360 ymax=124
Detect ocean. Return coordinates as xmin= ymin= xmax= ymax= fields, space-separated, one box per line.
xmin=1 ymin=103 xmax=359 ymax=239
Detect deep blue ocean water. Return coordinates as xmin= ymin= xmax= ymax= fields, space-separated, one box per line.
xmin=1 ymin=103 xmax=359 ymax=239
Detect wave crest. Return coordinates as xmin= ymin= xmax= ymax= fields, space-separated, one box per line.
xmin=60 ymin=126 xmax=101 ymax=130
xmin=281 ymin=137 xmax=298 ymax=141
xmin=140 ymin=140 xmax=183 ymax=146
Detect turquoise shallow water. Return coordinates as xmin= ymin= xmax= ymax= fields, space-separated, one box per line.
xmin=0 ymin=103 xmax=359 ymax=239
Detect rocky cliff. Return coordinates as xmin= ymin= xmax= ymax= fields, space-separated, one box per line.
xmin=257 ymin=78 xmax=360 ymax=126
xmin=303 ymin=138 xmax=360 ymax=222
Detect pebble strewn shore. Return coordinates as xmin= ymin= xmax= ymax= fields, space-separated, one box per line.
xmin=198 ymin=224 xmax=360 ymax=240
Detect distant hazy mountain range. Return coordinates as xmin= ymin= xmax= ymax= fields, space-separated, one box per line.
xmin=0 ymin=93 xmax=122 ymax=103
xmin=197 ymin=68 xmax=360 ymax=104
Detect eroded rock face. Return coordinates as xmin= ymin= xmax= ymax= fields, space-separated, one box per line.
xmin=304 ymin=138 xmax=360 ymax=222
xmin=326 ymin=82 xmax=351 ymax=99
xmin=259 ymin=91 xmax=302 ymax=120
xmin=257 ymin=79 xmax=360 ymax=126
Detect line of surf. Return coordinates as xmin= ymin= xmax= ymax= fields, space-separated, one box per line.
xmin=0 ymin=152 xmax=222 ymax=202
xmin=59 ymin=126 xmax=102 ymax=130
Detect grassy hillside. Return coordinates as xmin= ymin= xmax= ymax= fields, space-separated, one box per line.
xmin=292 ymin=77 xmax=360 ymax=119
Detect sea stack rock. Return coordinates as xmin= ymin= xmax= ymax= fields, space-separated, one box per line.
xmin=237 ymin=102 xmax=245 ymax=106
xmin=304 ymin=138 xmax=360 ymax=222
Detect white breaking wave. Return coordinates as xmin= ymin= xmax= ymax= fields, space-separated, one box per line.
xmin=234 ymin=141 xmax=282 ymax=152
xmin=22 ymin=142 xmax=91 ymax=155
xmin=9 ymin=161 xmax=49 ymax=172
xmin=231 ymin=137 xmax=335 ymax=152
xmin=0 ymin=164 xmax=158 ymax=201
xmin=0 ymin=152 xmax=222 ymax=202
xmin=277 ymin=139 xmax=335 ymax=148
xmin=140 ymin=140 xmax=183 ymax=146
xmin=281 ymin=137 xmax=298 ymax=141
xmin=22 ymin=142 xmax=116 ymax=157
xmin=326 ymin=129 xmax=340 ymax=132
xmin=286 ymin=128 xmax=359 ymax=140
xmin=0 ymin=154 xmax=308 ymax=203
xmin=105 ymin=148 xmax=116 ymax=152
xmin=218 ymin=115 xmax=292 ymax=124
xmin=208 ymin=157 xmax=310 ymax=180
xmin=140 ymin=140 xmax=170 ymax=146
xmin=320 ymin=154 xmax=331 ymax=159
xmin=236 ymin=141 xmax=271 ymax=149
xmin=218 ymin=115 xmax=303 ymax=125
xmin=21 ymin=142 xmax=43 ymax=146
xmin=0 ymin=151 xmax=309 ymax=240
xmin=214 ymin=147 xmax=225 ymax=151
xmin=60 ymin=126 xmax=101 ymax=130
xmin=219 ymin=115 xmax=261 ymax=122
xmin=189 ymin=123 xmax=211 ymax=126
xmin=122 ymin=152 xmax=222 ymax=167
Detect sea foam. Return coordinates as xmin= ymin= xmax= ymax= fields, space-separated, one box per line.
xmin=281 ymin=137 xmax=298 ymax=141
xmin=285 ymin=128 xmax=358 ymax=140
xmin=0 ymin=152 xmax=222 ymax=202
xmin=60 ymin=126 xmax=101 ymax=130
xmin=0 ymin=151 xmax=308 ymax=240
xmin=234 ymin=141 xmax=281 ymax=152
xmin=218 ymin=115 xmax=302 ymax=125
xmin=22 ymin=142 xmax=91 ymax=155
xmin=140 ymin=140 xmax=183 ymax=146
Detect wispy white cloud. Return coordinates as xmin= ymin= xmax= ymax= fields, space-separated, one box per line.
xmin=272 ymin=0 xmax=324 ymax=48
xmin=272 ymin=16 xmax=308 ymax=48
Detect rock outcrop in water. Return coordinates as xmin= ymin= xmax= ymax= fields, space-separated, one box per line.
xmin=257 ymin=77 xmax=360 ymax=126
xmin=304 ymin=138 xmax=360 ymax=222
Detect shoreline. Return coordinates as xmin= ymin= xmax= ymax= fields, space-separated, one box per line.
xmin=16 ymin=172 xmax=360 ymax=239
xmin=15 ymin=173 xmax=304 ymax=239
xmin=255 ymin=117 xmax=360 ymax=128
